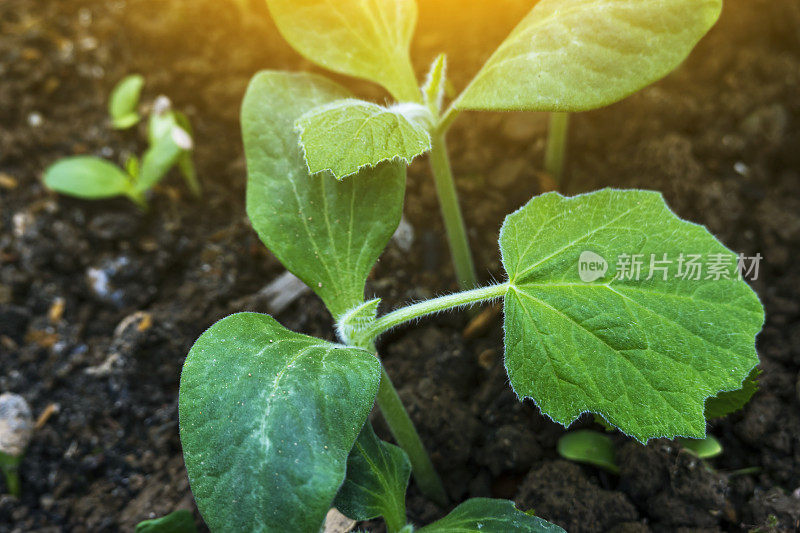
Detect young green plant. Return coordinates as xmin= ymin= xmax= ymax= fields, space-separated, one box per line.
xmin=44 ymin=79 xmax=199 ymax=208
xmin=260 ymin=0 xmax=723 ymax=288
xmin=176 ymin=71 xmax=764 ymax=532
xmin=0 ymin=393 xmax=34 ymax=498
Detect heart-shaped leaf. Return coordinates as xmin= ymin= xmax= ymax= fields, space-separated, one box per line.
xmin=334 ymin=421 xmax=411 ymax=533
xmin=418 ymin=498 xmax=565 ymax=532
xmin=296 ymin=99 xmax=432 ymax=180
xmin=499 ymin=189 xmax=764 ymax=442
xmin=457 ymin=0 xmax=722 ymax=111
xmin=242 ymin=71 xmax=406 ymax=319
xmin=179 ymin=313 xmax=381 ymax=532
xmin=264 ymin=0 xmax=419 ymax=102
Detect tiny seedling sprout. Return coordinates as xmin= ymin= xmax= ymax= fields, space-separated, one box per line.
xmin=0 ymin=393 xmax=34 ymax=498
xmin=44 ymin=78 xmax=199 ymax=208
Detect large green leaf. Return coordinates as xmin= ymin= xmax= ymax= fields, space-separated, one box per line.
xmin=334 ymin=421 xmax=410 ymax=533
xmin=457 ymin=0 xmax=722 ymax=111
xmin=179 ymin=313 xmax=381 ymax=533
xmin=264 ymin=0 xmax=419 ymax=102
xmin=43 ymin=156 xmax=136 ymax=200
xmin=242 ymin=71 xmax=406 ymax=319
xmin=296 ymin=99 xmax=431 ymax=180
xmin=109 ymin=74 xmax=144 ymax=129
xmin=418 ymin=498 xmax=565 ymax=532
xmin=499 ymin=189 xmax=764 ymax=442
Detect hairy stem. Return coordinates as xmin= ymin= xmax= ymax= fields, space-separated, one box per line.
xmin=376 ymin=366 xmax=448 ymax=507
xmin=362 ymin=283 xmax=508 ymax=342
xmin=429 ymin=132 xmax=478 ymax=289
xmin=545 ymin=112 xmax=570 ymax=182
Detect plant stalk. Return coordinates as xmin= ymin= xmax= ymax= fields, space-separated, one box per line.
xmin=429 ymin=132 xmax=478 ymax=289
xmin=361 ymin=283 xmax=508 ymax=343
xmin=1 ymin=459 xmax=21 ymax=498
xmin=376 ymin=366 xmax=448 ymax=507
xmin=545 ymin=112 xmax=570 ymax=182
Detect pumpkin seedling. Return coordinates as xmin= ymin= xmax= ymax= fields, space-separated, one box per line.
xmin=44 ymin=81 xmax=199 ymax=208
xmin=0 ymin=393 xmax=34 ymax=498
xmin=179 ymin=70 xmax=764 ymax=531
xmin=261 ymin=0 xmax=723 ymax=287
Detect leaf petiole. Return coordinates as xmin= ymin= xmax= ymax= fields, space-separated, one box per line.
xmin=353 ymin=283 xmax=508 ymax=344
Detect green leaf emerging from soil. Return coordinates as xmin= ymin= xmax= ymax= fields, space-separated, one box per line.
xmin=296 ymin=99 xmax=432 ymax=180
xmin=264 ymin=0 xmax=419 ymax=102
xmin=43 ymin=156 xmax=136 ymax=201
xmin=677 ymin=435 xmax=723 ymax=459
xmin=457 ymin=0 xmax=722 ymax=111
xmin=417 ymin=498 xmax=565 ymax=532
xmin=499 ymin=189 xmax=764 ymax=442
xmin=242 ymin=71 xmax=405 ymax=319
xmin=557 ymin=430 xmax=619 ymax=474
xmin=334 ymin=421 xmax=410 ymax=533
xmin=109 ymin=74 xmax=144 ymax=129
xmin=135 ymin=510 xmax=197 ymax=533
xmin=179 ymin=313 xmax=381 ymax=533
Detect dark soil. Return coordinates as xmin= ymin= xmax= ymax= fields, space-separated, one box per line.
xmin=1 ymin=0 xmax=799 ymax=531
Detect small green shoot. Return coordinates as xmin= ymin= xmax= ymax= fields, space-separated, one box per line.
xmin=109 ymin=74 xmax=144 ymax=129
xmin=45 ymin=84 xmax=199 ymax=208
xmin=135 ymin=510 xmax=197 ymax=533
xmin=677 ymin=436 xmax=723 ymax=459
xmin=0 ymin=452 xmax=21 ymax=498
xmin=557 ymin=430 xmax=620 ymax=475
xmin=0 ymin=393 xmax=33 ymax=498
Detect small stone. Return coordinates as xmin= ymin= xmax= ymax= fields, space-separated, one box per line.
xmin=392 ymin=216 xmax=415 ymax=252
xmin=323 ymin=508 xmax=355 ymax=533
xmin=0 ymin=393 xmax=34 ymax=458
xmin=27 ymin=112 xmax=43 ymax=127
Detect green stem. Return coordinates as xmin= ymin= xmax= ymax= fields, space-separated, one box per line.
xmin=350 ymin=333 xmax=447 ymax=507
xmin=1 ymin=460 xmax=21 ymax=498
xmin=376 ymin=366 xmax=448 ymax=507
xmin=361 ymin=283 xmax=508 ymax=343
xmin=429 ymin=132 xmax=478 ymax=289
xmin=545 ymin=112 xmax=570 ymax=182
